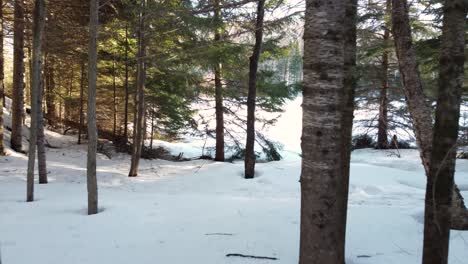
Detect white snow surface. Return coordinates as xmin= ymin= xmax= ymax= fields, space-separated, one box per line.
xmin=1 ymin=99 xmax=468 ymax=264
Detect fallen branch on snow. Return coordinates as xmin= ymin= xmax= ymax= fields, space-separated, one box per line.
xmin=226 ymin=253 xmax=278 ymax=260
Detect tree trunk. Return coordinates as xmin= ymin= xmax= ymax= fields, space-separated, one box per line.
xmin=376 ymin=0 xmax=391 ymax=149
xmin=112 ymin=55 xmax=117 ymax=139
xmin=299 ymin=0 xmax=348 ymax=262
xmin=392 ymin=0 xmax=468 ymax=230
xmin=45 ymin=56 xmax=56 ymax=127
xmin=244 ymin=0 xmax=265 ymax=179
xmin=422 ymin=1 xmax=467 ymax=263
xmin=213 ymin=0 xmax=224 ymax=162
xmin=150 ymin=109 xmax=154 ymax=149
xmin=11 ymin=0 xmax=25 ymax=152
xmin=128 ymin=0 xmax=146 ymax=177
xmin=78 ymin=60 xmax=85 ymax=145
xmin=123 ymin=23 xmax=129 ymax=142
xmin=26 ymin=0 xmax=46 ymax=202
xmin=0 ymin=0 xmax=5 ymax=156
xmin=339 ymin=0 xmax=357 ymax=257
xmin=87 ymin=0 xmax=99 ymax=215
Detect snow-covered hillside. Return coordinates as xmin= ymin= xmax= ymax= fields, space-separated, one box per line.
xmin=1 ymin=100 xmax=468 ymax=264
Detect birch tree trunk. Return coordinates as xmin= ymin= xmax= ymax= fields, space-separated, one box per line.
xmin=87 ymin=0 xmax=99 ymax=215
xmin=0 ymin=0 xmax=5 ymax=156
xmin=299 ymin=0 xmax=350 ymax=262
xmin=392 ymin=0 xmax=468 ymax=230
xmin=422 ymin=1 xmax=467 ymax=262
xmin=11 ymin=0 xmax=25 ymax=152
xmin=26 ymin=0 xmax=46 ymax=202
xmin=244 ymin=0 xmax=265 ymax=179
xmin=128 ymin=0 xmax=147 ymax=177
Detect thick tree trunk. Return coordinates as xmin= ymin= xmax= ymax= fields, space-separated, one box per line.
xmin=392 ymin=0 xmax=468 ymax=230
xmin=339 ymin=0 xmax=357 ymax=256
xmin=244 ymin=0 xmax=265 ymax=179
xmin=213 ymin=0 xmax=224 ymax=162
xmin=78 ymin=60 xmax=85 ymax=145
xmin=123 ymin=23 xmax=129 ymax=142
xmin=376 ymin=0 xmax=391 ymax=149
xmin=11 ymin=0 xmax=25 ymax=152
xmin=422 ymin=1 xmax=467 ymax=263
xmin=299 ymin=0 xmax=348 ymax=262
xmin=128 ymin=0 xmax=146 ymax=177
xmin=26 ymin=0 xmax=46 ymax=201
xmin=87 ymin=0 xmax=99 ymax=215
xmin=0 ymin=0 xmax=5 ymax=156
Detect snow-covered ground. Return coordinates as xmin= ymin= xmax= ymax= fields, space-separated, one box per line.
xmin=1 ymin=98 xmax=468 ymax=264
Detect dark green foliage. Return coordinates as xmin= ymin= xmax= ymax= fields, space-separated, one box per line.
xmin=352 ymin=134 xmax=375 ymax=150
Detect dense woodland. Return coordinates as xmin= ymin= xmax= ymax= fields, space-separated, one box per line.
xmin=0 ymin=0 xmax=467 ymax=263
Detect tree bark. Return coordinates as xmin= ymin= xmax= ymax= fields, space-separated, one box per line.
xmin=78 ymin=60 xmax=85 ymax=145
xmin=11 ymin=0 xmax=25 ymax=152
xmin=213 ymin=0 xmax=224 ymax=162
xmin=244 ymin=0 xmax=265 ymax=179
xmin=422 ymin=1 xmax=467 ymax=263
xmin=128 ymin=0 xmax=146 ymax=177
xmin=392 ymin=0 xmax=468 ymax=230
xmin=339 ymin=0 xmax=357 ymax=257
xmin=0 ymin=0 xmax=5 ymax=156
xmin=26 ymin=0 xmax=46 ymax=201
xmin=123 ymin=23 xmax=129 ymax=142
xmin=376 ymin=0 xmax=391 ymax=149
xmin=112 ymin=55 xmax=117 ymax=139
xmin=299 ymin=0 xmax=348 ymax=262
xmin=87 ymin=0 xmax=99 ymax=215
xmin=45 ymin=56 xmax=56 ymax=127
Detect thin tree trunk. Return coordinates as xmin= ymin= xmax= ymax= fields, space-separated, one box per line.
xmin=128 ymin=0 xmax=146 ymax=177
xmin=11 ymin=0 xmax=25 ymax=152
xmin=45 ymin=56 xmax=55 ymax=127
xmin=78 ymin=60 xmax=85 ymax=145
xmin=150 ymin=109 xmax=154 ymax=149
xmin=87 ymin=0 xmax=99 ymax=215
xmin=65 ymin=65 xmax=74 ymax=122
xmin=213 ymin=0 xmax=224 ymax=162
xmin=392 ymin=0 xmax=468 ymax=230
xmin=0 ymin=0 xmax=5 ymax=156
xmin=26 ymin=0 xmax=46 ymax=202
xmin=244 ymin=0 xmax=265 ymax=179
xmin=113 ymin=55 xmax=117 ymax=139
xmin=377 ymin=0 xmax=391 ymax=149
xmin=422 ymin=1 xmax=467 ymax=263
xmin=34 ymin=0 xmax=47 ymax=184
xmin=299 ymin=0 xmax=347 ymax=262
xmin=123 ymin=23 xmax=129 ymax=142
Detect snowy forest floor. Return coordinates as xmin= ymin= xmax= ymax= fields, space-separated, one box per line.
xmin=1 ymin=100 xmax=468 ymax=263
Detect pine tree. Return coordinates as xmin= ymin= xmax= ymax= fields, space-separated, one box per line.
xmin=392 ymin=0 xmax=468 ymax=230
xmin=422 ymin=0 xmax=467 ymax=262
xmin=244 ymin=0 xmax=265 ymax=179
xmin=87 ymin=0 xmax=98 ymax=215
xmin=0 ymin=0 xmax=4 ymax=156
xmin=299 ymin=0 xmax=356 ymax=262
xmin=26 ymin=0 xmax=46 ymax=202
xmin=11 ymin=0 xmax=26 ymax=152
